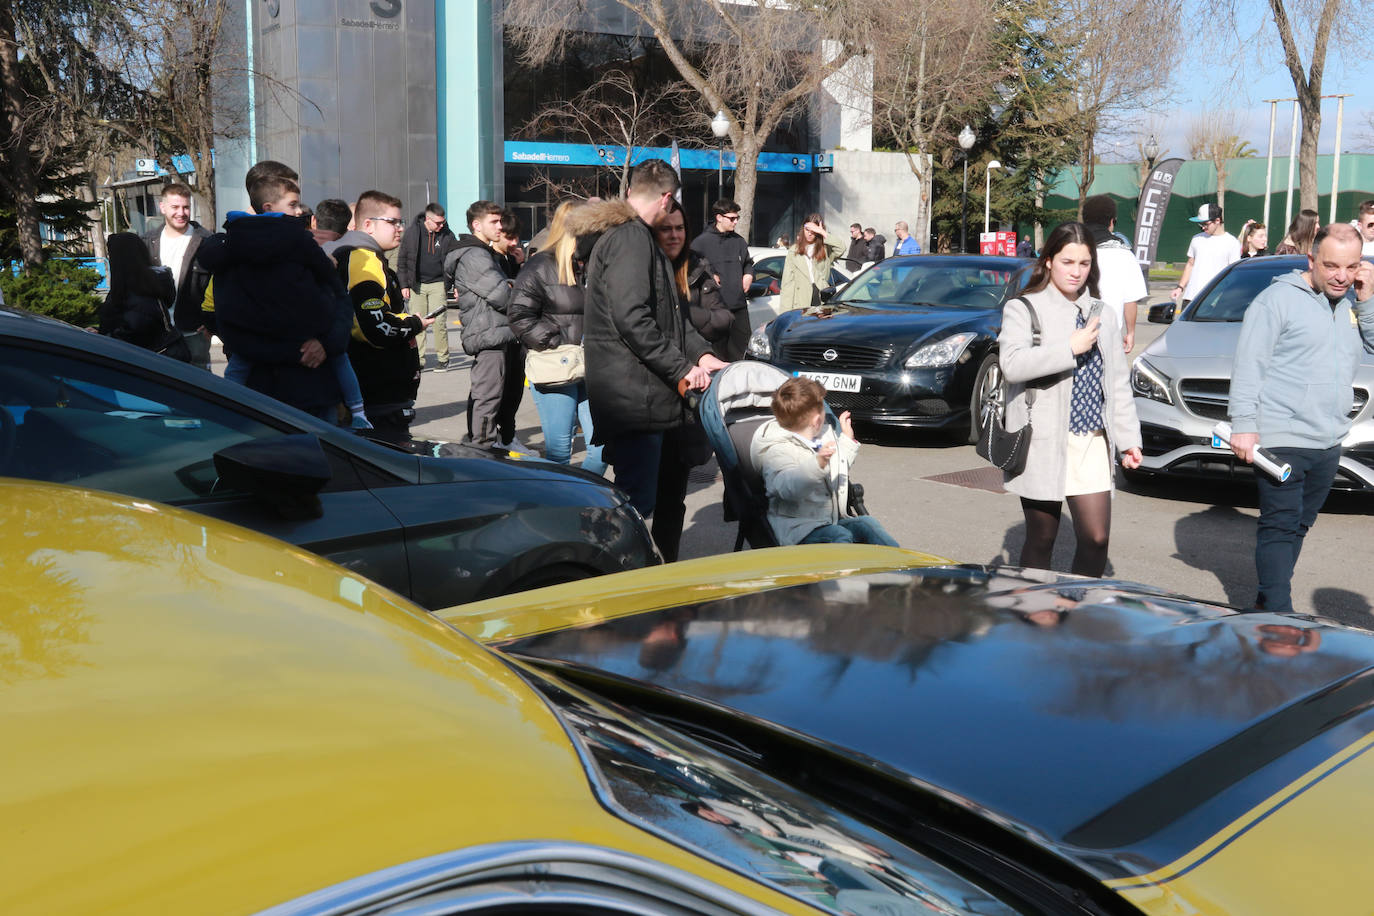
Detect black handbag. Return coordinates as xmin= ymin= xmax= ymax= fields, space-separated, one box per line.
xmin=976 ymin=298 xmax=1040 ymax=476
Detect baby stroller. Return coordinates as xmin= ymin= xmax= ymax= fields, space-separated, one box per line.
xmin=698 ymin=361 xmax=869 ymax=551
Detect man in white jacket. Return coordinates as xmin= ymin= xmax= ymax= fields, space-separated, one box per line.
xmin=750 ymin=377 xmax=898 ymax=546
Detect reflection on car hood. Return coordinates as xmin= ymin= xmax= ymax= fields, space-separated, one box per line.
xmin=776 ymin=303 xmax=992 ymax=345
xmin=499 ymin=565 xmax=1374 ymax=882
xmin=1144 ymin=320 xmax=1242 ymax=361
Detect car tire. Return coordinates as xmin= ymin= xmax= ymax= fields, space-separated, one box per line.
xmin=504 ymin=563 xmax=597 ymax=596
xmin=966 ymin=352 xmax=1002 ymax=446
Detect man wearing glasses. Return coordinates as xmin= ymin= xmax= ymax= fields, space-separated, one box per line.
xmin=690 ymin=198 xmax=754 ymax=359
xmin=396 ymin=202 xmax=459 ymax=371
xmin=1171 ymin=203 xmax=1240 ymax=313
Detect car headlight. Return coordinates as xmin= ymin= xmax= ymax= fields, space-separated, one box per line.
xmin=904 ymin=332 xmax=976 ymax=369
xmin=746 ymin=325 xmax=772 ymax=360
xmin=1131 ymin=357 xmax=1173 ymax=404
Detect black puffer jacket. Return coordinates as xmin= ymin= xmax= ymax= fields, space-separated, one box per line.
xmin=683 ymin=255 xmax=733 ymax=357
xmin=582 ymin=200 xmax=711 ymax=438
xmin=444 ymin=235 xmax=515 ymax=354
xmin=509 ymin=250 xmax=585 ymax=351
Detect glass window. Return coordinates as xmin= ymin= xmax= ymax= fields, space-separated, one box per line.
xmin=1187 ymin=265 xmax=1293 ymax=322
xmin=0 ymin=345 xmax=292 ymax=504
xmin=836 ymin=262 xmax=1018 ymax=309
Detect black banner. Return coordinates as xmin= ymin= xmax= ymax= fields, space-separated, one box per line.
xmin=1134 ymin=157 xmax=1184 ymax=273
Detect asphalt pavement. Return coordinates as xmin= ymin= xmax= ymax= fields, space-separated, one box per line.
xmin=407 ymin=284 xmax=1374 ymax=630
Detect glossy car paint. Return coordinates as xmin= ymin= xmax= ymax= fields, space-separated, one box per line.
xmin=0 ymin=481 xmax=813 ymax=916
xmin=1132 ymin=256 xmax=1374 ymax=490
xmin=0 ymin=306 xmax=657 ymax=607
xmin=494 ymin=565 xmax=1374 ymax=913
xmin=751 ymin=255 xmax=1030 ymax=429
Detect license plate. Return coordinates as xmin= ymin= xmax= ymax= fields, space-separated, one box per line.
xmin=797 ymin=370 xmax=862 ymax=393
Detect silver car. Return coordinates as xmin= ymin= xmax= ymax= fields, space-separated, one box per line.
xmin=1130 ymin=255 xmax=1374 ymax=490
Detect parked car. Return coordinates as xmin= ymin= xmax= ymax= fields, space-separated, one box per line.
xmin=746 ymin=254 xmax=1032 ymax=441
xmin=20 ymin=478 xmax=1374 ymax=915
xmin=744 ymin=252 xmax=851 ymax=331
xmin=0 ymin=305 xmax=658 ymax=607
xmin=1130 ymin=255 xmax=1374 ymax=490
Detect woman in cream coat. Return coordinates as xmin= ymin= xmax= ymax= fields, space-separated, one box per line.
xmin=779 ymin=213 xmax=844 ymax=313
xmin=997 ymin=222 xmax=1143 ymax=577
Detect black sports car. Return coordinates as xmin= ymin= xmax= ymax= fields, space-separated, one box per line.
xmin=746 ymin=255 xmax=1031 ymax=440
xmin=0 ymin=305 xmax=658 ymax=608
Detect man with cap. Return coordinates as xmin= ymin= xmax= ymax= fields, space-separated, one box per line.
xmin=1170 ymin=203 xmax=1240 ymax=314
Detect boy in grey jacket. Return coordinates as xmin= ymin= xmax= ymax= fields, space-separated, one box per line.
xmin=751 ymin=377 xmax=897 ymax=546
xmin=1229 ymin=223 xmax=1374 ymax=611
xmin=445 ymin=200 xmax=518 ymax=448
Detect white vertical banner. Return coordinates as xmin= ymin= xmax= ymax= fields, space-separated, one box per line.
xmin=670 ymin=140 xmax=683 ymax=203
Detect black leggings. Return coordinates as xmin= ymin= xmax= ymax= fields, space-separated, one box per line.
xmin=1019 ymin=492 xmax=1112 ymax=577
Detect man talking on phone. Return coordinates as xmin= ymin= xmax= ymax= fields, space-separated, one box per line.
xmin=1228 ymin=223 xmax=1374 ymax=612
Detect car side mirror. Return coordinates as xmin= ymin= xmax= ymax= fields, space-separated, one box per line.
xmin=213 ymin=434 xmax=332 ymax=520
xmin=1147 ymin=302 xmax=1176 ymax=324
xmin=819 ymin=286 xmax=837 ymax=303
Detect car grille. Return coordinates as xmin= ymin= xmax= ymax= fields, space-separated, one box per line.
xmin=1179 ymin=379 xmax=1368 ymax=422
xmin=825 ymin=393 xmax=884 ymax=412
xmin=781 ymin=343 xmax=892 ymax=371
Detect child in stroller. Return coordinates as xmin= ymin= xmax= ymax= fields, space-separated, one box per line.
xmin=699 ymin=362 xmax=892 ymax=549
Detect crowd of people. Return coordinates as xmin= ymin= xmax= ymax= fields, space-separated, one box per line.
xmin=92 ymin=159 xmax=1374 ymax=612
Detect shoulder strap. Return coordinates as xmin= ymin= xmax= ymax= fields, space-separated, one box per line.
xmin=1010 ymin=296 xmax=1041 ymax=408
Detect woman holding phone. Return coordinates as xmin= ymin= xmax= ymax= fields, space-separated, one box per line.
xmin=996 ymin=222 xmax=1142 ymax=577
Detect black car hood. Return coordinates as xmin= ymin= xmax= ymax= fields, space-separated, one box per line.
xmin=500 ymin=566 xmax=1374 ymax=881
xmin=774 ymin=302 xmax=995 ymax=346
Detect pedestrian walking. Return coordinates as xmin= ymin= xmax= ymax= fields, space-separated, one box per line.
xmin=653 ymin=196 xmax=735 ymax=560
xmin=1275 ymin=209 xmax=1319 ymax=255
xmin=779 ymin=214 xmax=843 ymax=313
xmin=508 ymin=200 xmax=605 ymax=475
xmin=689 ymin=197 xmax=754 ymax=359
xmin=1082 ymin=195 xmax=1147 ymax=353
xmin=1228 ymin=223 xmax=1374 ymax=611
xmin=892 ymin=221 xmax=921 ymax=256
xmin=997 ymin=221 xmax=1143 ymax=577
xmin=396 ymin=203 xmax=459 ymax=371
xmin=582 ymin=159 xmax=728 ymax=516
xmin=1171 ymin=203 xmax=1240 ymax=310
xmin=843 ymin=223 xmax=867 ymax=272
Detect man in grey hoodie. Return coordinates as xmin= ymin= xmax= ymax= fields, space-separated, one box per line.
xmin=1229 ymin=223 xmax=1374 ymax=611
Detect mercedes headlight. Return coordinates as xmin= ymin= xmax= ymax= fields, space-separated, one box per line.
xmin=904 ymin=332 xmax=976 ymax=369
xmin=1131 ymin=357 xmax=1173 ymax=404
xmin=746 ymin=325 xmax=772 ymax=360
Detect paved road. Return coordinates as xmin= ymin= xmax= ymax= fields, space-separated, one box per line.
xmin=409 ymin=294 xmax=1374 ymax=630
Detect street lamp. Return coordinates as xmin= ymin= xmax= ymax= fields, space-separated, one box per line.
xmin=984 ymin=160 xmax=1001 ymax=234
xmin=1144 ymin=134 xmax=1160 ymax=173
xmin=958 ymin=125 xmax=975 ymax=253
xmin=711 ymin=110 xmax=730 ymax=197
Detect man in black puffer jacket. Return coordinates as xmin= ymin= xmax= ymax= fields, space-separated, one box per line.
xmin=582 ymin=160 xmax=729 ymax=516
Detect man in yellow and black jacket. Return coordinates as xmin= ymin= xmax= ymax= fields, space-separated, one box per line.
xmin=329 ymin=190 xmax=433 ymax=443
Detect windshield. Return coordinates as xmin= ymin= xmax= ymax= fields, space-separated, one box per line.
xmin=1187 ymin=262 xmax=1301 ymax=322
xmin=835 ymin=261 xmax=1020 ymax=309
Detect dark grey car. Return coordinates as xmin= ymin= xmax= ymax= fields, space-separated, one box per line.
xmin=0 ymin=306 xmax=659 ymax=608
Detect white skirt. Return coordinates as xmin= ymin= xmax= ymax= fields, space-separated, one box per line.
xmin=1063 ymin=431 xmax=1112 ymax=496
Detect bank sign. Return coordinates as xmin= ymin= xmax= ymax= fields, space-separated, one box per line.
xmin=505 ymin=141 xmax=819 ymax=174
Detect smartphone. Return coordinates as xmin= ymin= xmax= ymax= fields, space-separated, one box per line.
xmin=426 ymin=304 xmax=448 ymax=320
xmin=1086 ymin=301 xmax=1103 ymax=324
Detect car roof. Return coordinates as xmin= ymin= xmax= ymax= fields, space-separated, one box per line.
xmin=0 ymin=481 xmax=795 ymax=915
xmin=492 ymin=565 xmax=1374 ymax=882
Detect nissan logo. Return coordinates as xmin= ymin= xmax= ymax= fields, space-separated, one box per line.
xmin=822 ymin=348 xmax=839 ymax=362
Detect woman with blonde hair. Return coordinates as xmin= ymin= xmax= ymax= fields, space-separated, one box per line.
xmin=508 ymin=201 xmax=605 ymax=474
xmin=1275 ymin=209 xmax=1319 ymax=255
xmin=778 ymin=213 xmax=843 ymax=312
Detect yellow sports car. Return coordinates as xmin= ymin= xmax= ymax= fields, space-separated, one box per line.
xmin=8 ymin=479 xmax=1374 ymax=915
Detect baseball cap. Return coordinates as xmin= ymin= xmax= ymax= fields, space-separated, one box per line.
xmin=1189 ymin=203 xmax=1223 ymax=224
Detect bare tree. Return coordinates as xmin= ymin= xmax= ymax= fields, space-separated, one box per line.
xmin=1060 ymin=0 xmax=1183 ymax=216
xmin=519 ymin=61 xmax=695 ymax=199
xmin=1186 ymin=111 xmax=1260 ymax=215
xmin=503 ymin=0 xmax=877 ymax=240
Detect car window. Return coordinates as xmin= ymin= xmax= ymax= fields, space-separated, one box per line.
xmin=0 ymin=345 xmax=311 ymax=504
xmin=836 ymin=261 xmax=1018 ymax=309
xmin=1187 ymin=264 xmax=1295 ymax=321
xmin=753 ymin=255 xmax=783 ymax=279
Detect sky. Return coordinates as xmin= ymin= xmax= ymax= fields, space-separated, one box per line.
xmin=1096 ymin=1 xmax=1372 ymax=162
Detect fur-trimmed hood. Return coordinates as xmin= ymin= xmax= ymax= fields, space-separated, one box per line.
xmin=566 ymin=199 xmax=638 ymax=237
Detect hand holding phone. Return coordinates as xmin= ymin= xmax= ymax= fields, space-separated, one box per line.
xmin=426 ymin=304 xmax=448 ymax=320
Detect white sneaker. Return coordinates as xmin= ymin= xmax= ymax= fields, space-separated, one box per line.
xmin=499 ymin=436 xmax=529 ymax=453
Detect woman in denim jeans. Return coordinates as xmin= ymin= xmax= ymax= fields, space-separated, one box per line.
xmin=509 ymin=202 xmax=606 ymax=475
